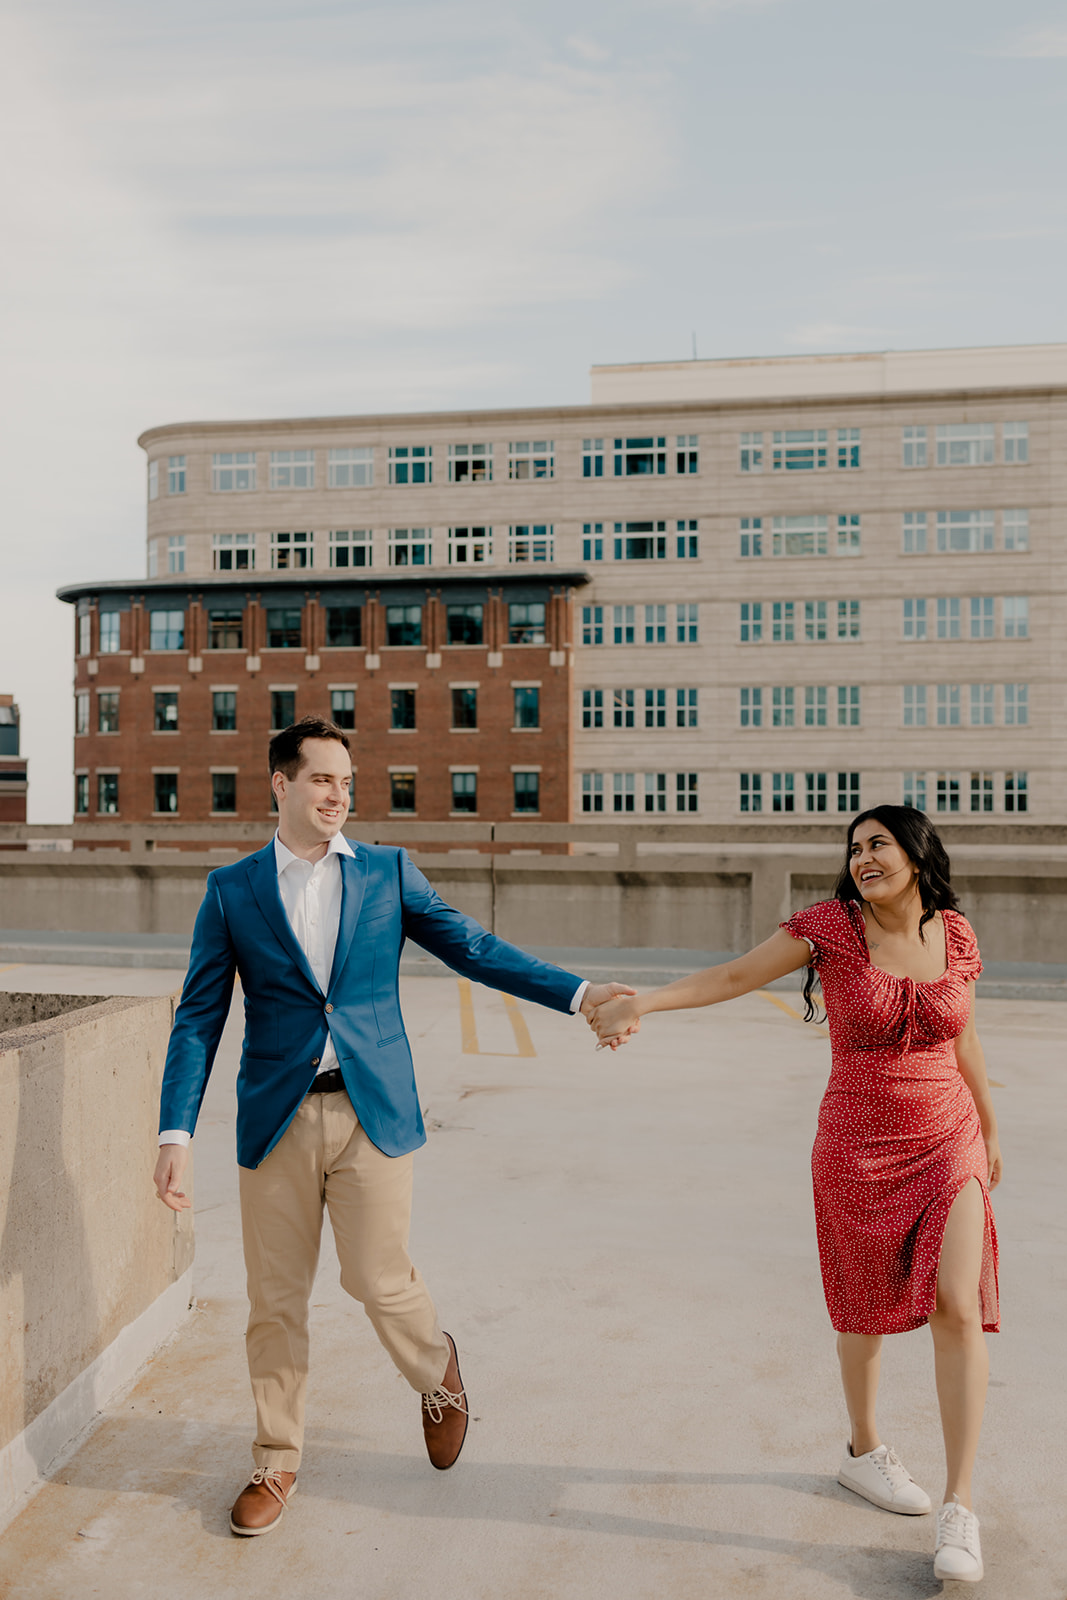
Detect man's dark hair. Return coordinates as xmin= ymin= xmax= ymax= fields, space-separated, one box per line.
xmin=269 ymin=716 xmax=351 ymax=779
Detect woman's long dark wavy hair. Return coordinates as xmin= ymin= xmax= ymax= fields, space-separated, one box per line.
xmin=801 ymin=804 xmax=960 ymax=1022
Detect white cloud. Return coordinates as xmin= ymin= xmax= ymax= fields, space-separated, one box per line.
xmin=993 ymin=25 xmax=1067 ymax=57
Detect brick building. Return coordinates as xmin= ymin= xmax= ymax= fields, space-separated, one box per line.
xmin=0 ymin=697 xmax=27 ymax=825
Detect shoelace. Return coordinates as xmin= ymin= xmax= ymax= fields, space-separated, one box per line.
xmin=871 ymin=1446 xmax=911 ymax=1486
xmin=422 ymin=1385 xmax=465 ymax=1425
xmin=937 ymin=1498 xmax=979 ymax=1552
xmin=249 ymin=1468 xmax=289 ymax=1506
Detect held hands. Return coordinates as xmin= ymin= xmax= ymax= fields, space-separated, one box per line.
xmin=579 ymin=982 xmax=642 ymax=1051
xmin=153 ymin=1144 xmax=192 ymax=1212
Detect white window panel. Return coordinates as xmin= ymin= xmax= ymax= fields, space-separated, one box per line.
xmin=329 ymin=529 xmax=372 ymax=568
xmin=739 ymin=433 xmax=763 ymax=473
xmin=387 ymin=528 xmax=433 ymax=567
xmin=772 ymin=515 xmax=828 ymax=558
xmin=902 ymin=685 xmax=927 ymax=727
xmin=936 ymin=597 xmax=961 ymax=640
xmin=1004 ymin=683 xmax=1028 ymax=725
xmin=1003 ymin=510 xmax=1029 ymax=551
xmin=969 ymin=684 xmax=994 ymax=726
xmin=902 ymin=426 xmax=928 ymax=468
xmin=1003 ymin=422 xmax=1029 ymax=463
xmin=936 ymin=684 xmax=961 ymax=727
xmin=676 ymin=604 xmax=698 ymax=643
xmin=270 ymin=450 xmax=314 ymax=489
xmin=837 ymin=428 xmax=861 ymax=469
xmin=1003 ymin=596 xmax=1029 ymax=638
xmin=739 ymin=517 xmax=762 ymax=558
xmin=212 ymin=452 xmax=256 ymax=491
xmin=508 ymin=525 xmax=554 ymax=563
xmin=903 ymin=598 xmax=927 ymax=640
xmin=447 ymin=526 xmax=492 ymax=565
xmin=771 ymin=686 xmax=795 ymax=727
xmin=836 ymin=515 xmax=861 ymax=555
xmin=935 ymin=424 xmax=994 ymax=467
xmin=969 ymin=597 xmax=994 ymax=639
xmin=740 ymin=687 xmax=762 ymax=728
xmin=270 ymin=530 xmax=312 ymax=570
xmin=508 ymin=441 xmax=554 ymax=480
xmin=772 ymin=430 xmax=828 ymax=471
xmin=936 ymin=510 xmax=994 ymax=553
xmin=902 ymin=513 xmax=927 ymax=554
xmin=903 ymin=771 xmax=927 ymax=810
xmin=448 ymin=444 xmax=492 ymax=483
xmin=328 ymin=447 xmax=374 ymax=487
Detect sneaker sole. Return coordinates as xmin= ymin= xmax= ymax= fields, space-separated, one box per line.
xmin=933 ymin=1554 xmax=983 ymax=1583
xmin=229 ymin=1481 xmax=297 ymax=1536
xmin=837 ymin=1471 xmax=931 ymax=1515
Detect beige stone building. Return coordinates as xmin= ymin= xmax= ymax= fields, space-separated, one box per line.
xmin=132 ymin=343 xmax=1064 ymax=824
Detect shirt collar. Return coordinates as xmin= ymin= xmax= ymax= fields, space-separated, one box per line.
xmin=273 ymin=830 xmax=355 ymax=875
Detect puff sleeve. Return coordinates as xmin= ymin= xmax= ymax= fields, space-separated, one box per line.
xmin=947 ymin=910 xmax=983 ymax=982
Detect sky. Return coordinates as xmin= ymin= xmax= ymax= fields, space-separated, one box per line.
xmin=1 ymin=0 xmax=1065 ymax=821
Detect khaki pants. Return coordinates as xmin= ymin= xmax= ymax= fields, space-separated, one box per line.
xmin=238 ymin=1089 xmax=450 ymax=1472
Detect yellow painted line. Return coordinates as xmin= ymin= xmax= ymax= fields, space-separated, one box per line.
xmin=457 ymin=978 xmax=480 ymax=1054
xmin=503 ymin=993 xmax=537 ymax=1058
xmin=456 ymin=979 xmax=537 ymax=1057
xmin=755 ymin=989 xmax=829 ymax=1037
xmin=0 ymin=963 xmax=24 ymax=976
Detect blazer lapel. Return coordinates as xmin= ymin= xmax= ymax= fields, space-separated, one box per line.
xmin=327 ymin=848 xmax=368 ymax=994
xmin=245 ymin=845 xmax=322 ymax=994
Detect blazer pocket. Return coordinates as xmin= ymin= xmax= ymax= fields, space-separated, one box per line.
xmin=360 ymin=897 xmax=395 ymax=921
xmin=376 ymin=1031 xmax=405 ymax=1048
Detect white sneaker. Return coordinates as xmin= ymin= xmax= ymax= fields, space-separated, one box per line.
xmin=934 ymin=1495 xmax=983 ymax=1583
xmin=837 ymin=1442 xmax=933 ymax=1515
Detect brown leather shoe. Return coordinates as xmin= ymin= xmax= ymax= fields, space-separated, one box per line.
xmin=229 ymin=1468 xmax=297 ymax=1535
xmin=421 ymin=1332 xmax=469 ymax=1470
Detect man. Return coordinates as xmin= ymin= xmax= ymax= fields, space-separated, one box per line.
xmin=153 ymin=716 xmax=632 ymax=1536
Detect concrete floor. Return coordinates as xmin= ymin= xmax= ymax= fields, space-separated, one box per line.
xmin=0 ymin=961 xmax=1064 ymax=1599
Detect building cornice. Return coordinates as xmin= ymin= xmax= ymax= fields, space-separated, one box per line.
xmin=55 ymin=569 xmax=591 ymax=605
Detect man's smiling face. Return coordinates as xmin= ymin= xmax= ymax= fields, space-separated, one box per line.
xmin=272 ymin=737 xmax=352 ymax=851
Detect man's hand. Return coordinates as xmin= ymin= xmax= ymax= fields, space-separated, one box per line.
xmin=581 ymin=982 xmax=638 ymax=1050
xmin=154 ymin=1144 xmax=192 ymax=1212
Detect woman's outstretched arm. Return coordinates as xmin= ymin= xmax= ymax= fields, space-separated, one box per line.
xmin=591 ymin=928 xmax=813 ymax=1041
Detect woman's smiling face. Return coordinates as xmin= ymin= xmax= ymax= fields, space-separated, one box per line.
xmin=848 ymin=818 xmax=919 ymax=902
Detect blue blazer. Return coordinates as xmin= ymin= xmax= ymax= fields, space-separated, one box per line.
xmin=159 ymin=841 xmax=582 ymax=1169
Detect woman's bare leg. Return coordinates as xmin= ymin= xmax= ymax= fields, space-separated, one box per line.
xmin=837 ymin=1332 xmax=883 ymax=1456
xmin=928 ymin=1177 xmax=988 ymax=1508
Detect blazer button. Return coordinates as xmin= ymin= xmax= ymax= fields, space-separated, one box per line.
xmin=325 ymin=1003 xmax=334 ymax=1013
xmin=311 ymin=1057 xmax=320 ymax=1067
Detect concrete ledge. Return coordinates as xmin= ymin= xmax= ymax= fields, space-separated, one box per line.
xmin=0 ymin=1268 xmax=193 ymax=1532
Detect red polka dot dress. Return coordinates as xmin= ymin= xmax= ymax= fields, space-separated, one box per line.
xmin=781 ymin=899 xmax=999 ymax=1336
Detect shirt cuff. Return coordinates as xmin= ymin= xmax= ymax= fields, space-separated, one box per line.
xmin=158 ymin=1130 xmax=192 ymax=1147
xmin=569 ymin=980 xmax=590 ymax=1014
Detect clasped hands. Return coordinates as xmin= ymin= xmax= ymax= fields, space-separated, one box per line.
xmin=579 ymin=983 xmax=643 ymax=1051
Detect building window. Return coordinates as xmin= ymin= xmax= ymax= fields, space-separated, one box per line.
xmin=509 ymin=525 xmax=554 ymax=563
xmin=148 ymin=460 xmax=159 ymax=501
xmin=448 ymin=526 xmax=492 ymax=565
xmin=837 ymin=428 xmax=861 ymax=469
xmin=78 ymin=612 xmax=91 ymax=657
xmin=837 ymin=514 xmax=861 ymax=555
xmin=676 ymin=519 xmax=699 ymax=559
xmin=154 ymin=691 xmax=178 ymax=732
xmin=390 ymin=772 xmax=416 ymax=813
xmin=75 ymin=691 xmax=89 ymax=736
xmin=330 ymin=689 xmax=356 ymax=729
xmin=98 ymin=691 xmax=120 ymax=733
xmin=613 ymin=689 xmax=636 ymax=729
xmin=936 ymin=598 xmax=961 ymax=641
xmin=936 ymin=510 xmax=994 ymax=554
xmin=936 ymin=773 xmax=961 ymax=813
xmin=97 ymin=773 xmax=119 ymax=814
xmin=387 ymin=527 xmax=432 ymax=567
xmin=772 ymin=429 xmax=827 ymax=471
xmin=509 ymin=441 xmax=553 ymax=480
xmin=513 ymin=771 xmax=540 ymax=813
xmin=149 ymin=610 xmax=184 ymax=651
xmin=391 ymin=689 xmax=416 ymax=730
xmin=837 ymin=685 xmax=860 ymax=727
xmin=1003 ymin=422 xmax=1029 ymax=464
xmin=613 ymin=772 xmax=635 ymax=813
xmin=903 ymin=598 xmax=927 ymax=640
xmin=389 ymin=446 xmax=431 ymax=485
xmin=328 ymin=446 xmax=374 ymax=487
xmin=774 ymin=602 xmax=796 ymax=642
xmin=326 ymin=606 xmax=361 ymax=647
xmin=581 ymin=772 xmax=604 ymax=812
xmin=740 ymin=687 xmax=762 ymax=729
xmin=451 ymin=688 xmax=477 ymax=729
xmin=271 ymin=530 xmax=312 ymax=569
xmin=451 ymin=772 xmax=477 ymax=813
xmin=739 ymin=433 xmax=763 ymax=473
xmin=739 ymin=517 xmax=763 ymax=558
xmin=1003 ymin=509 xmax=1029 ymax=552
xmin=509 ymin=602 xmax=546 ymax=644
xmin=212 ymin=691 xmax=237 ymax=731
xmin=740 ymin=602 xmax=762 ymax=643
xmin=966 ymin=597 xmax=993 ymax=640
xmin=644 ymin=772 xmax=667 ymax=813
xmin=1004 ymin=683 xmax=1028 ymax=725
xmin=936 ymin=423 xmax=994 ymax=467
xmin=772 ymin=772 xmax=795 ymax=813
xmin=614 ymin=521 xmax=667 ymax=561
xmin=213 ymin=533 xmax=254 ymax=571
xmin=644 ymin=689 xmax=667 ymax=729
xmin=804 ymin=602 xmax=826 ymax=642
xmin=266 ymin=609 xmax=302 ymax=649
xmin=1004 ymin=771 xmax=1028 ymax=813
xmin=514 ymin=686 xmax=540 ymax=729
xmin=676 ymin=435 xmax=698 ymax=474
xmin=167 ymin=535 xmax=186 ymax=574
xmin=153 ymin=772 xmax=178 ymax=814
xmin=582 ymin=689 xmax=603 ymax=729
xmin=613 ymin=606 xmax=635 ymax=645
xmin=271 ymin=690 xmax=296 ymax=729
xmin=902 ymin=772 xmax=927 ymax=811
xmin=772 ymin=515 xmax=828 ymax=558
xmin=644 ymin=604 xmax=666 ymax=644
xmin=386 ymin=605 xmax=422 ymax=647
xmin=772 ymin=686 xmax=795 ymax=728
xmin=270 ymin=450 xmax=314 ymax=490
xmin=902 ymin=513 xmax=927 ymax=554
xmin=837 ymin=600 xmax=861 ymax=640
xmin=837 ymin=771 xmax=860 ymax=813
xmin=676 ymin=688 xmax=698 ymax=728
xmin=969 ymin=771 xmax=994 ymax=814
xmin=805 ymin=772 xmax=828 ymax=813
xmin=804 ymin=686 xmax=828 ymax=728
xmin=614 ymin=437 xmax=666 ymax=477
xmin=207 ymin=610 xmax=243 ymax=650
xmin=740 ymin=772 xmax=762 ymax=813
xmin=99 ymin=613 xmax=122 ymax=653
xmin=212 ymin=772 xmax=237 ymax=813
xmin=328 ymin=530 xmax=371 ymax=569
xmin=212 ymin=451 xmax=256 ymax=491
xmin=446 ymin=604 xmax=484 ymax=645
xmin=582 ymin=605 xmax=603 ymax=645
xmin=903 ymin=685 xmax=927 ymax=727
xmin=167 ymin=455 xmax=186 ymax=494
xmin=75 ymin=773 xmax=89 ymax=814
xmin=1003 ymin=596 xmax=1029 ymax=638
xmin=676 ymin=603 xmax=698 ymax=643
xmin=936 ymin=684 xmax=961 ymax=727
xmin=969 ymin=683 xmax=994 ymax=726
xmin=582 ymin=522 xmax=604 ymax=561
xmin=902 ymin=426 xmax=928 ymax=468
xmin=582 ymin=439 xmax=604 ymax=478
xmin=448 ymin=443 xmax=492 ymax=483
xmin=676 ymin=772 xmax=698 ymax=813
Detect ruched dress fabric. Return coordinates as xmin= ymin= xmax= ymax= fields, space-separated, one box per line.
xmin=781 ymin=899 xmax=999 ymax=1336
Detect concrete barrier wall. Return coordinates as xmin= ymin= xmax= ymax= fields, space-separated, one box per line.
xmin=0 ymin=993 xmax=193 ymax=1514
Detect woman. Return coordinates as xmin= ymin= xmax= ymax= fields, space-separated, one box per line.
xmin=591 ymin=805 xmax=1000 ymax=1584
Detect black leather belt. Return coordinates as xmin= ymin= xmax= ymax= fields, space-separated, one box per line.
xmin=308 ymin=1067 xmax=346 ymax=1094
